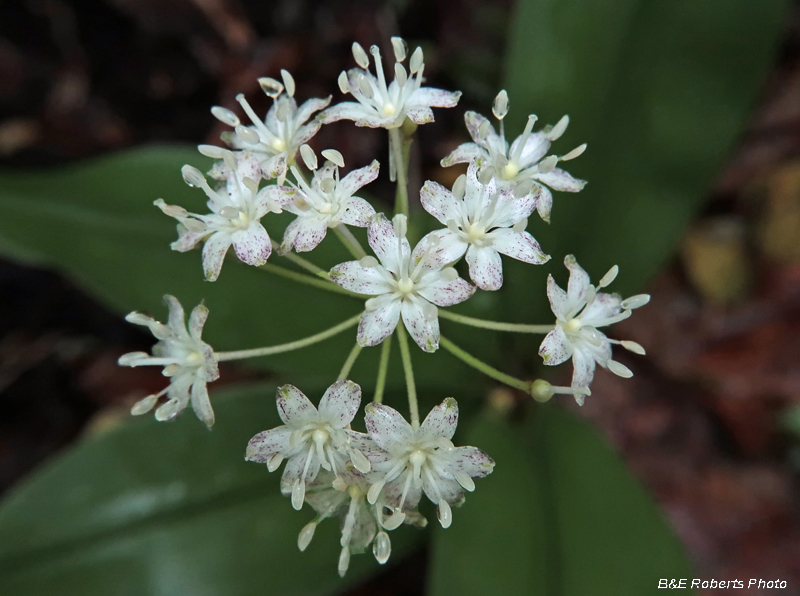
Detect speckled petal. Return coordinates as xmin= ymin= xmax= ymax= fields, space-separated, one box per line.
xmin=419 ymin=398 xmax=458 ymax=441
xmin=571 ymin=348 xmax=596 ymax=391
xmin=405 ymin=106 xmax=435 ymax=125
xmin=318 ymin=380 xmax=361 ymax=429
xmin=368 ymin=214 xmax=409 ymax=274
xmin=245 ymin=426 xmax=292 ymax=462
xmin=401 ymin=297 xmax=440 ymax=353
xmin=231 ymin=222 xmax=271 ymax=266
xmin=463 ymin=111 xmax=493 ymax=144
xmin=276 ymin=384 xmax=317 ymax=426
xmin=260 ymin=154 xmax=287 ymax=180
xmin=417 ymin=274 xmax=476 ymax=307
xmin=256 ymin=185 xmax=295 ymax=215
xmin=419 ymin=181 xmax=460 ymax=225
xmin=295 ymin=96 xmax=332 ymax=126
xmin=422 ymin=474 xmax=463 ymax=506
xmin=465 ymin=244 xmax=503 ymax=291
xmin=565 ymin=255 xmax=591 ymax=308
xmin=546 ymin=274 xmax=569 ymax=320
xmin=201 ymin=231 xmax=232 ymax=281
xmin=511 ymin=132 xmax=550 ymax=168
xmin=164 ymin=294 xmax=187 ymax=337
xmin=489 ymin=229 xmax=549 ymax=265
xmin=330 ymin=261 xmax=394 ymax=295
xmin=337 ymin=160 xmax=380 ymax=197
xmin=358 ymin=298 xmax=402 ymax=347
xmin=538 ymin=325 xmax=573 ymax=366
xmin=407 ymin=87 xmax=461 ymax=108
xmin=318 ymin=102 xmax=386 ymax=127
xmin=365 ymin=402 xmax=414 ymax=451
xmin=581 ymin=292 xmax=623 ymax=323
xmin=440 ymin=142 xmax=485 ymax=167
xmin=448 ymin=446 xmax=495 ymax=478
xmin=290 ymin=217 xmax=328 ymax=253
xmin=414 ymin=230 xmax=468 ymax=269
xmin=337 ymin=196 xmax=376 ymax=227
xmin=190 ymin=379 xmax=214 ymax=428
xmin=535 ymin=184 xmax=553 ymax=223
xmin=535 ymin=168 xmax=586 ymax=192
xmin=188 ymin=304 xmax=208 ymax=340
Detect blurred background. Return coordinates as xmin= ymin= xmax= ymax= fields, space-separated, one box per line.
xmin=1 ymin=0 xmax=800 ymax=594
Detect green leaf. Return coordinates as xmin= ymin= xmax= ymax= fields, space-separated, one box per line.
xmin=428 ymin=406 xmax=692 ymax=595
xmin=498 ymin=0 xmax=788 ymax=327
xmin=0 ymin=147 xmax=480 ymax=392
xmin=0 ymin=383 xmax=423 ymax=596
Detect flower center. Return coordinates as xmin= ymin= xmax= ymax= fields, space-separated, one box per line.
xmin=382 ymin=102 xmax=396 ymax=116
xmin=564 ymin=318 xmax=583 ymax=334
xmin=502 ymin=160 xmax=521 ymax=179
xmin=396 ymin=278 xmax=415 ymax=295
xmin=409 ymin=450 xmax=427 ymax=469
xmin=271 ymin=138 xmax=286 ymax=152
xmin=319 ymin=202 xmax=334 ymax=214
xmin=184 ymin=351 xmax=204 ymax=366
xmin=464 ymin=222 xmax=487 ymax=242
xmin=312 ymin=428 xmax=330 ymax=445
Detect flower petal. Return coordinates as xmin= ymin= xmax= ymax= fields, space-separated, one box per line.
xmin=190 ymin=380 xmax=214 ymax=428
xmin=256 ymin=185 xmax=295 ymax=215
xmin=565 ymin=255 xmax=591 ymax=309
xmin=419 ymin=397 xmax=458 ymax=441
xmin=201 ymin=231 xmax=232 ymax=281
xmin=546 ymin=274 xmax=569 ymax=319
xmin=330 ymin=261 xmax=394 ymax=295
xmin=288 ymin=216 xmax=328 ymax=253
xmin=415 ymin=230 xmax=468 ymax=269
xmin=188 ymin=303 xmax=209 ymax=340
xmin=401 ymin=296 xmax=440 ymax=353
xmin=419 ymin=181 xmax=459 ymax=225
xmin=536 ymin=184 xmax=553 ymax=222
xmin=417 ymin=273 xmax=476 ymax=307
xmin=337 ymin=160 xmax=380 ymax=197
xmin=318 ymin=102 xmax=386 ymax=127
xmin=464 ymin=111 xmax=492 ymax=143
xmin=318 ymin=380 xmax=361 ymax=429
xmin=407 ymin=87 xmax=461 ymax=108
xmin=440 ymin=142 xmax=485 ymax=168
xmin=571 ymin=348 xmax=596 ymax=393
xmin=164 ymin=294 xmax=188 ymax=337
xmin=293 ymin=121 xmax=323 ymax=149
xmin=276 ymin=384 xmax=317 ymax=427
xmin=535 ymin=168 xmax=586 ymax=192
xmin=337 ymin=197 xmax=376 ymax=227
xmin=365 ymin=402 xmax=414 ymax=451
xmin=245 ymin=426 xmax=292 ymax=462
xmin=538 ymin=326 xmax=573 ymax=366
xmin=358 ymin=298 xmax=402 ymax=347
xmin=405 ymin=106 xmax=435 ymax=125
xmin=488 ymin=229 xmax=549 ymax=265
xmin=295 ymin=96 xmax=332 ymax=125
xmin=447 ymin=446 xmax=495 ymax=478
xmin=511 ymin=132 xmax=550 ymax=168
xmin=422 ymin=474 xmax=463 ymax=506
xmin=260 ymin=154 xmax=287 ymax=180
xmin=465 ymin=244 xmax=503 ymax=291
xmin=231 ymin=222 xmax=271 ymax=266
xmin=368 ymin=214 xmax=409 ymax=274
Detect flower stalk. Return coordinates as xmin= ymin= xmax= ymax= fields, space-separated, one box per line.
xmin=439 ymin=310 xmax=554 ymax=334
xmin=395 ymin=322 xmax=419 ymax=428
xmin=439 ymin=335 xmax=532 ymax=394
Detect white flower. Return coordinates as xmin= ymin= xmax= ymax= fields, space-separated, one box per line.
xmin=298 ymin=469 xmax=426 ymax=577
xmin=245 ymin=381 xmax=372 ymax=511
xmin=538 ymin=255 xmax=651 ymax=402
xmin=318 ymin=38 xmax=461 ymax=129
xmin=260 ymin=146 xmax=378 ymax=253
xmin=118 ymin=295 xmax=219 ymax=427
xmin=363 ymin=398 xmax=494 ymax=528
xmin=441 ymin=90 xmax=586 ymax=223
xmin=418 ymin=163 xmax=549 ymax=291
xmin=208 ymin=69 xmax=330 ymax=182
xmin=329 ymin=213 xmax=475 ymax=352
xmin=155 ymin=152 xmax=283 ymax=281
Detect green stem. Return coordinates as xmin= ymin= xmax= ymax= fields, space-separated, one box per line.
xmin=216 ymin=313 xmax=361 ymax=362
xmin=390 ymin=127 xmax=409 ymax=217
xmin=396 ymin=322 xmax=419 ymax=428
xmin=439 ymin=335 xmax=533 ymax=393
xmin=439 ymin=310 xmax=554 ymax=334
xmin=333 ymin=225 xmax=368 ymax=260
xmin=271 ymin=241 xmax=328 ymax=278
xmin=337 ymin=343 xmax=363 ymax=380
xmin=374 ymin=336 xmax=392 ymax=404
xmin=259 ymin=263 xmax=360 ymax=298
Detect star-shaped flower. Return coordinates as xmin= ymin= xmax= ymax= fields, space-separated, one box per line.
xmin=118 ymin=295 xmax=219 ymax=427
xmin=538 ymin=255 xmax=651 ymax=402
xmin=418 ymin=163 xmax=549 ymax=291
xmin=209 ymin=70 xmax=330 ymax=183
xmin=155 ymin=151 xmax=284 ymax=281
xmin=318 ymin=38 xmax=461 ymax=129
xmin=329 ymin=213 xmax=475 ymax=352
xmin=363 ymin=398 xmax=494 ymax=528
xmin=298 ymin=469 xmax=426 ymax=576
xmin=260 ymin=146 xmax=378 ymax=253
xmin=245 ymin=381 xmax=372 ymax=510
xmin=441 ymin=90 xmax=586 ymax=222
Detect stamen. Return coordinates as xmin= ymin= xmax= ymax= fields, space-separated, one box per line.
xmin=359 ymin=256 xmax=379 ymax=268
xmin=275 ymin=98 xmax=291 ymax=122
xmin=338 ymin=547 xmax=351 ymax=577
xmin=547 ymin=115 xmax=570 ymax=140
xmin=210 ymin=106 xmax=239 ymax=127
xmin=621 ymin=294 xmax=650 ymax=310
xmin=561 ymin=143 xmax=587 ymax=161
xmin=607 ymin=359 xmax=633 ymax=378
xmin=337 ymin=71 xmax=350 ymax=94
xmin=452 ymin=174 xmax=467 ymax=200
xmin=266 ymin=452 xmax=284 ymax=472
xmin=437 ymin=499 xmax=452 ymax=528
xmin=321 ymin=149 xmax=345 ymax=168
xmin=291 ymin=478 xmax=306 ymax=510
xmin=392 ymin=214 xmax=408 ymax=238
xmin=219 ymin=206 xmax=239 ymax=219
xmin=181 ymin=165 xmax=206 ymax=188
xmin=234 ymin=125 xmax=259 ymax=145
xmin=478 ymin=166 xmax=495 ymax=185
xmin=350 ymin=447 xmax=371 ymax=473
xmin=369 ymin=45 xmax=390 ymax=99
xmin=510 ymin=114 xmax=538 ymax=164
xmin=258 ymin=77 xmax=283 ymax=98
xmin=373 ymin=531 xmax=392 ymax=564
xmin=512 ymin=218 xmax=528 ymax=233
xmin=492 ymin=90 xmax=509 ymax=120
xmin=298 ymin=521 xmax=316 ymax=551
xmin=394 ymin=62 xmax=408 ymax=87
xmin=440 ymin=267 xmax=458 ymax=281
xmin=391 ymin=37 xmax=408 ymax=62
xmin=197 ymin=144 xmax=227 ymax=159
xmin=537 ymin=155 xmax=558 ymax=175
xmin=300 ymin=144 xmax=317 ymax=170
xmin=598 ymin=265 xmax=619 ymax=288
xmin=367 ymin=480 xmax=385 ymax=505
xmin=409 ymin=46 xmax=424 ymax=74
xmin=478 ymin=120 xmax=492 ymax=140
xmin=352 ymin=42 xmax=370 ymax=69
xmin=620 ymin=340 xmax=646 ymax=355
xmin=280 ymin=69 xmax=295 ymax=97
xmin=514 ymin=179 xmax=533 ymax=198
xmin=454 ymin=470 xmax=475 ymax=492
xmin=357 ymin=74 xmax=374 ymax=98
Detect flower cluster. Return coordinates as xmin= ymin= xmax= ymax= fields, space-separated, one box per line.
xmin=120 ymin=34 xmax=653 ymax=576
xmin=246 ymin=382 xmax=493 ymax=576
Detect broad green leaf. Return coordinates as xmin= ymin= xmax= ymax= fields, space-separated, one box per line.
xmin=0 ymin=383 xmax=423 ymax=595
xmin=0 ymin=147 xmax=486 ymax=392
xmin=429 ymin=406 xmax=691 ymax=595
xmin=496 ymin=0 xmax=788 ymax=330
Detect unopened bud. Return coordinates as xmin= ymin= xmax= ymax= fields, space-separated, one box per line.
xmin=530 ymin=379 xmax=554 ymax=403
